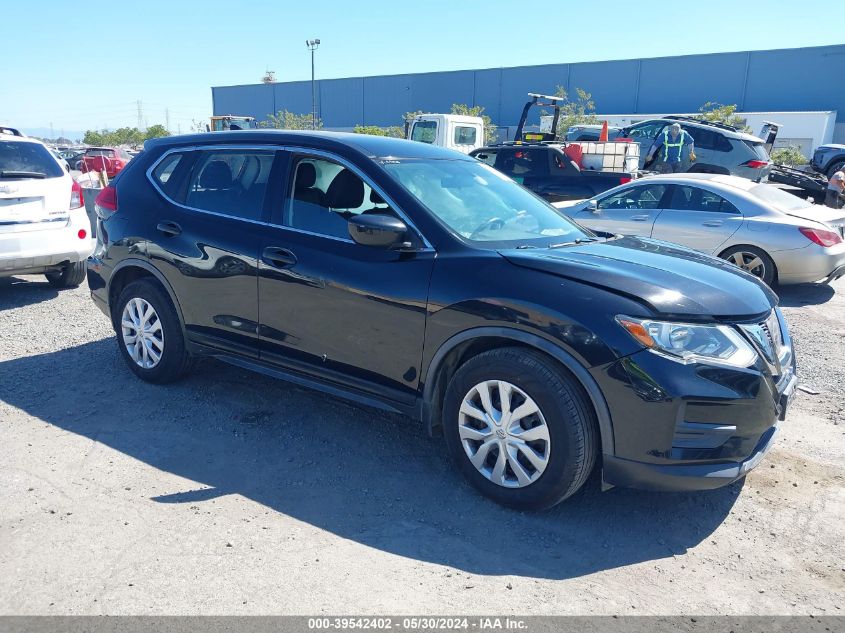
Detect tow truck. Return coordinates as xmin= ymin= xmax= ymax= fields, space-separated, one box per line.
xmin=469 ymin=94 xmax=642 ymax=202
xmin=208 ymin=115 xmax=258 ymax=132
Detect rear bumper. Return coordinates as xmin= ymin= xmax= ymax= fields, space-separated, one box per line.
xmin=0 ymin=214 xmax=94 ymax=276
xmin=774 ymin=242 xmax=845 ymax=285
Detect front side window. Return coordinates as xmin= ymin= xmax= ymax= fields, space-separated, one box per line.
xmin=285 ymin=157 xmax=390 ymax=240
xmin=598 ymin=184 xmax=668 ymax=210
xmin=494 ymin=149 xmax=549 ymax=178
xmin=185 ymin=149 xmax=274 ymax=220
xmin=410 ymin=120 xmax=437 ymax=144
xmin=472 ymin=149 xmax=498 ymax=166
xmin=381 ymin=159 xmax=591 ymax=245
xmin=669 ymin=186 xmax=738 ymax=213
xmin=0 ymin=141 xmax=64 ymax=178
xmin=453 ymin=126 xmax=477 ymax=146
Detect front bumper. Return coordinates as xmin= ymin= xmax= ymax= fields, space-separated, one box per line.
xmin=603 ymin=371 xmax=797 ymax=491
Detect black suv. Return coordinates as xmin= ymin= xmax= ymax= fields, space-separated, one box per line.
xmin=88 ymin=131 xmax=797 ymax=510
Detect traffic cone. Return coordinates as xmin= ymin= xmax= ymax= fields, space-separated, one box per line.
xmin=598 ymin=120 xmax=609 ymax=142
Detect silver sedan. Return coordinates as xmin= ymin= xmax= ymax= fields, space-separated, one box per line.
xmin=554 ymin=174 xmax=845 ymax=286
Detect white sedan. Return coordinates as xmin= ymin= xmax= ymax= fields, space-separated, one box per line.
xmin=555 ymin=174 xmax=845 ymax=286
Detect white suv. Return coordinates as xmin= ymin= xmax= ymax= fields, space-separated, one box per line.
xmin=0 ymin=128 xmax=93 ymax=287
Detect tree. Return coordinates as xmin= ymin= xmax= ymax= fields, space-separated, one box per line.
xmin=83 ymin=130 xmax=107 ymax=146
xmin=770 ymin=145 xmax=809 ymax=166
xmin=260 ymin=110 xmax=322 ymax=130
xmin=695 ymin=102 xmax=752 ymax=132
xmin=353 ymin=124 xmax=405 ymax=138
xmin=450 ymin=103 xmax=497 ymax=144
xmin=552 ymin=87 xmax=599 ymax=137
xmin=144 ymin=124 xmax=170 ymax=140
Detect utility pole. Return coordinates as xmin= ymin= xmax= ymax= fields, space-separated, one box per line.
xmin=165 ymin=108 xmax=170 ymax=132
xmin=137 ymin=100 xmax=144 ymax=131
xmin=49 ymin=122 xmax=54 ymax=140
xmin=306 ymin=39 xmax=320 ymax=130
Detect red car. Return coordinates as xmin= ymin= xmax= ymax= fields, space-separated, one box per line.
xmin=78 ymin=147 xmax=132 ymax=178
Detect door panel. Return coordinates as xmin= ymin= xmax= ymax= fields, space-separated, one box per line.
xmin=257 ymin=154 xmax=435 ymax=404
xmin=651 ymin=185 xmax=744 ymax=253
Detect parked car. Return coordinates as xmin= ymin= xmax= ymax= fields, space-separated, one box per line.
xmin=0 ymin=128 xmax=93 ymax=286
xmin=619 ymin=116 xmax=773 ymax=182
xmin=811 ymin=144 xmax=845 ymax=178
xmin=79 ymin=146 xmax=131 ymax=178
xmin=49 ymin=148 xmax=71 ymax=172
xmin=59 ymin=149 xmax=85 ymax=169
xmin=470 ymin=143 xmax=639 ymax=202
xmin=88 ymin=130 xmax=797 ymax=510
xmin=556 ymin=174 xmax=845 ymax=286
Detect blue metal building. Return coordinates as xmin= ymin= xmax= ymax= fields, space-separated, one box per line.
xmin=212 ymin=45 xmax=845 ymax=142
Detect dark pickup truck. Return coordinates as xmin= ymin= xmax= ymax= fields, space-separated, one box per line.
xmin=470 ymin=142 xmax=639 ymax=203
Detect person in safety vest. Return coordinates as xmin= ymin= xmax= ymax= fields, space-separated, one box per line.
xmin=646 ymin=123 xmax=696 ymax=174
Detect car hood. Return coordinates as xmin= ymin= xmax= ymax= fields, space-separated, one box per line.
xmin=500 ymin=236 xmax=777 ymax=318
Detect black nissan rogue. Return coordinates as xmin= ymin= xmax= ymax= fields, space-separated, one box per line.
xmin=87 ymin=131 xmax=797 ymax=510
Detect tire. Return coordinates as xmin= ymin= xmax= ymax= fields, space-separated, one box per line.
xmin=826 ymin=160 xmax=845 ymax=179
xmin=719 ymin=245 xmax=777 ymax=287
xmin=45 ymin=261 xmax=86 ymax=288
xmin=442 ymin=347 xmax=597 ymax=511
xmin=113 ymin=278 xmax=194 ymax=383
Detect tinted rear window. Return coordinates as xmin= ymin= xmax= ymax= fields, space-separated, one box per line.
xmin=0 ymin=141 xmax=64 ymax=178
xmin=86 ymin=149 xmax=115 ymax=157
xmin=743 ymin=141 xmax=770 ymax=161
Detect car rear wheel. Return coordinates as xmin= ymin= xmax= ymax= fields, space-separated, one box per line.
xmin=442 ymin=347 xmax=597 ymax=510
xmin=719 ymin=245 xmax=776 ymax=287
xmin=45 ymin=261 xmax=86 ymax=288
xmin=113 ymin=279 xmax=194 ymax=383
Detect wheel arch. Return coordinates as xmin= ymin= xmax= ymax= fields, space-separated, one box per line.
xmin=422 ymin=327 xmax=615 ymax=457
xmin=717 ymin=243 xmax=779 ymax=284
xmin=108 ymin=259 xmax=186 ymax=331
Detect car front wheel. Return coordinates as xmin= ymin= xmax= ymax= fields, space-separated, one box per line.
xmin=113 ymin=279 xmax=194 ymax=383
xmin=443 ymin=347 xmax=597 ymax=510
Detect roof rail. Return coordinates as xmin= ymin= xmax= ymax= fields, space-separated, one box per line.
xmin=0 ymin=126 xmax=24 ymax=137
xmin=663 ymin=115 xmax=739 ymax=132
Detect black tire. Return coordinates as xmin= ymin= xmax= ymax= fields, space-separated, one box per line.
xmin=113 ymin=278 xmax=194 ymax=383
xmin=45 ymin=261 xmax=86 ymax=288
xmin=719 ymin=245 xmax=777 ymax=287
xmin=826 ymin=160 xmax=845 ymax=179
xmin=442 ymin=347 xmax=597 ymax=511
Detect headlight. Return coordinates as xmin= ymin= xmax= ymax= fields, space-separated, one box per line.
xmin=617 ymin=316 xmax=758 ymax=368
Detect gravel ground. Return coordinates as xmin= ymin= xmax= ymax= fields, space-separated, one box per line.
xmin=0 ymin=275 xmax=842 ymax=615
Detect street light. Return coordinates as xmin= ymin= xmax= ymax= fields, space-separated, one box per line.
xmin=306 ymin=39 xmax=320 ymax=130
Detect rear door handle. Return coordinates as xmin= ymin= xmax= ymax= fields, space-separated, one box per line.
xmin=703 ymin=220 xmax=724 ymax=227
xmin=630 ymin=215 xmax=650 ymax=221
xmin=156 ymin=221 xmax=182 ymax=237
xmin=262 ymin=246 xmax=297 ymax=268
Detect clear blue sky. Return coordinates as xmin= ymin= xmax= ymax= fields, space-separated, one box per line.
xmin=1 ymin=0 xmax=841 ymax=139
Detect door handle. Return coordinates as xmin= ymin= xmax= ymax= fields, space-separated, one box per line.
xmin=702 ymin=220 xmax=724 ymax=227
xmin=262 ymin=246 xmax=297 ymax=268
xmin=156 ymin=221 xmax=182 ymax=237
xmin=630 ymin=215 xmax=650 ymax=221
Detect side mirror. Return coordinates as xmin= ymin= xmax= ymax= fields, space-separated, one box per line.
xmin=348 ymin=213 xmax=410 ymax=249
xmin=587 ymin=200 xmax=599 ymax=213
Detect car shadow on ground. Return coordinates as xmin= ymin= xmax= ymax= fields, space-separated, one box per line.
xmin=777 ymin=282 xmax=836 ymax=307
xmin=0 ymin=338 xmax=742 ymax=580
xmin=0 ymin=276 xmax=60 ymax=309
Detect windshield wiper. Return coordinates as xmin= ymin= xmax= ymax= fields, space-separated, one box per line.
xmin=548 ymin=237 xmax=597 ymax=249
xmin=0 ymin=170 xmax=47 ymax=179
xmin=515 ymin=244 xmax=539 ymax=249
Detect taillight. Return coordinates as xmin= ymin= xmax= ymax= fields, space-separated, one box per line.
xmin=619 ymin=176 xmax=632 ymax=184
xmin=78 ymin=229 xmax=87 ymax=239
xmin=742 ymin=159 xmax=770 ymax=169
xmin=95 ymin=185 xmax=118 ymax=219
xmin=799 ymin=227 xmax=842 ymax=248
xmin=70 ymin=180 xmax=84 ymax=209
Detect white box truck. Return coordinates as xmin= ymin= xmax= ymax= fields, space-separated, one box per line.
xmin=406 ymin=114 xmax=484 ymax=154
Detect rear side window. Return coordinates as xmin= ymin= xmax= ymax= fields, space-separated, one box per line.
xmin=453 ymin=126 xmax=477 ymax=146
xmin=0 ymin=141 xmax=64 ymax=178
xmin=743 ymin=141 xmax=770 ymax=161
xmin=669 ymin=186 xmax=738 ymax=213
xmin=185 ymin=150 xmax=275 ymax=221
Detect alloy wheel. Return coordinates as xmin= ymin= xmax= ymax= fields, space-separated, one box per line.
xmin=727 ymin=251 xmax=767 ymax=279
xmin=121 ymin=298 xmax=165 ymax=369
xmin=458 ymin=380 xmax=550 ymax=488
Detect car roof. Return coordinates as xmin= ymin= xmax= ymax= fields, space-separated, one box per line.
xmin=635 ymin=118 xmax=765 ymax=143
xmin=0 ymin=131 xmax=45 ymax=145
xmin=638 ymin=173 xmax=760 ymax=191
xmin=145 ymin=130 xmax=476 ymax=161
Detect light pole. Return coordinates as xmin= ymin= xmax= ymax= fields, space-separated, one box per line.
xmin=306 ymin=39 xmax=320 ymax=130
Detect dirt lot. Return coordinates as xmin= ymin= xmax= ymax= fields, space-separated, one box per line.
xmin=0 ymin=276 xmax=843 ymax=615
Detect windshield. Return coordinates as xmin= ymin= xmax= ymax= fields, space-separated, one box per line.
xmin=750 ymin=183 xmax=812 ymax=212
xmin=0 ymin=141 xmax=64 ymax=178
xmin=381 ymin=159 xmax=592 ymax=245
